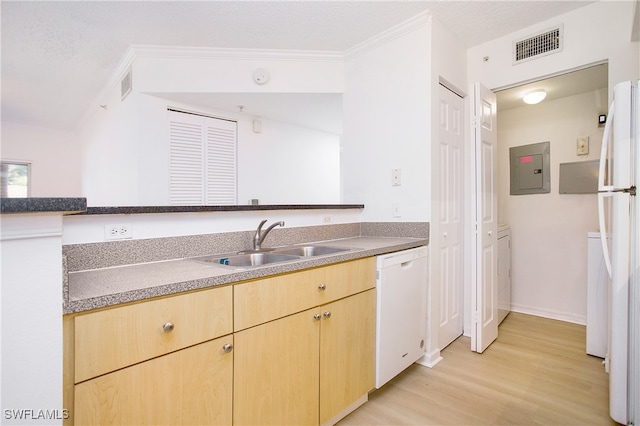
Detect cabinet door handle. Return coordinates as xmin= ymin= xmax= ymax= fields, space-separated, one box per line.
xmin=318 ymin=284 xmax=327 ymax=291
xmin=323 ymin=311 xmax=331 ymax=318
xmin=162 ymin=322 xmax=175 ymax=333
xmin=222 ymin=343 xmax=233 ymax=353
xmin=313 ymin=313 xmax=321 ymax=321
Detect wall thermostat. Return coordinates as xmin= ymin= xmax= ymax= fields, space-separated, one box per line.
xmin=253 ymin=68 xmax=270 ymax=85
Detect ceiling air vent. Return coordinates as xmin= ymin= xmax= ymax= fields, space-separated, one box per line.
xmin=121 ymin=68 xmax=132 ymax=101
xmin=513 ymin=25 xmax=563 ymax=64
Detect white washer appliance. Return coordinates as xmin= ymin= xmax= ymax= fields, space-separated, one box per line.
xmin=375 ymin=246 xmax=428 ymax=389
xmin=587 ymin=231 xmax=610 ymax=358
xmin=498 ymin=224 xmax=511 ymax=325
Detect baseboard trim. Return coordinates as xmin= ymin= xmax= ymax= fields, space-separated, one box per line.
xmin=510 ymin=305 xmax=586 ymax=325
xmin=416 ymin=349 xmax=443 ymax=368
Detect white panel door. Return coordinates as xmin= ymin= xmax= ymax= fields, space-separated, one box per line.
xmin=471 ymin=82 xmax=498 ymax=353
xmin=437 ymin=84 xmax=465 ymax=350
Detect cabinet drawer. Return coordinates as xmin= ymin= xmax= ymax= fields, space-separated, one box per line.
xmin=234 ymin=257 xmax=375 ymax=331
xmin=74 ymin=285 xmax=232 ymax=383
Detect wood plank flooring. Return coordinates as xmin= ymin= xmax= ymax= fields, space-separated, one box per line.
xmin=339 ymin=313 xmax=617 ymax=425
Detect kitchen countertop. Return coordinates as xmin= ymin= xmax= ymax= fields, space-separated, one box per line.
xmin=1 ymin=197 xmax=86 ymax=214
xmin=66 ymin=236 xmax=428 ymax=314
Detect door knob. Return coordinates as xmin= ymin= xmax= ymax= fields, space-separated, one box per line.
xmin=323 ymin=312 xmax=332 ymax=318
xmin=313 ymin=313 xmax=321 ymax=321
xmin=318 ymin=284 xmax=326 ymax=291
xmin=163 ymin=322 xmax=175 ymax=333
xmin=222 ymin=343 xmax=233 ymax=353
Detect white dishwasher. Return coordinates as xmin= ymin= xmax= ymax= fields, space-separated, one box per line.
xmin=375 ymin=246 xmax=428 ymax=388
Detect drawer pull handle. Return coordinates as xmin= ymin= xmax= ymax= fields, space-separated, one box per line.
xmin=313 ymin=313 xmax=321 ymax=321
xmin=222 ymin=343 xmax=233 ymax=353
xmin=323 ymin=311 xmax=332 ymax=318
xmin=163 ymin=322 xmax=175 ymax=333
xmin=318 ymin=284 xmax=327 ymax=291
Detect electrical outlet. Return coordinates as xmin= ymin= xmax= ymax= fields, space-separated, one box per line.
xmin=392 ymin=202 xmax=401 ymax=218
xmin=105 ymin=223 xmax=133 ymax=240
xmin=392 ymin=168 xmax=402 ymax=186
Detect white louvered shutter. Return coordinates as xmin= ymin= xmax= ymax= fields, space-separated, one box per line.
xmin=168 ymin=111 xmax=237 ymax=205
xmin=205 ymin=124 xmax=237 ymax=205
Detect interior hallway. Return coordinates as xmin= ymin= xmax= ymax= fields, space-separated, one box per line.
xmin=339 ymin=312 xmax=616 ymax=425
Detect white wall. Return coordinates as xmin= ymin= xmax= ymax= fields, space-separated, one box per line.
xmin=131 ymin=50 xmax=345 ymax=94
xmin=466 ymin=0 xmax=638 ymax=324
xmin=342 ymin=15 xmax=431 ymax=222
xmin=236 ymin=117 xmax=340 ymax=205
xmin=468 ymin=1 xmax=638 ymax=94
xmin=498 ymin=88 xmax=607 ymax=324
xmin=1 ymin=122 xmax=82 ymax=197
xmin=79 ymin=51 xmax=345 ymax=207
xmin=62 ymin=209 xmax=362 ymax=245
xmin=1 ymin=214 xmax=65 ymax=425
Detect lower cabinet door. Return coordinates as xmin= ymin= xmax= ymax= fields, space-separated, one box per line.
xmin=234 ymin=308 xmax=321 ymax=425
xmin=320 ymin=289 xmax=376 ymax=425
xmin=74 ymin=335 xmax=233 ymax=425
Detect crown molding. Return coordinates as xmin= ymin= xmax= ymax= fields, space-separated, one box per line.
xmin=129 ymin=45 xmax=345 ymax=62
xmin=344 ymin=10 xmax=431 ymax=60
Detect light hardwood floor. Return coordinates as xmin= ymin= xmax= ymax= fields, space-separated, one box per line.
xmin=339 ymin=312 xmax=617 ymax=425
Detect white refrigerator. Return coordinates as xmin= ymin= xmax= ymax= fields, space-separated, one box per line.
xmin=598 ymin=80 xmax=639 ymax=425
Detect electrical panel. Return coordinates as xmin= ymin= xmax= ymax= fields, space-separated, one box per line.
xmin=559 ymin=160 xmax=600 ymax=194
xmin=509 ymin=141 xmax=550 ymax=195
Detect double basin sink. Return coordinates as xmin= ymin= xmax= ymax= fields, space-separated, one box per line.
xmin=193 ymin=245 xmax=354 ymax=269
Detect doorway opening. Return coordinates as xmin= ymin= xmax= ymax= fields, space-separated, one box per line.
xmin=493 ymin=63 xmax=609 ymax=325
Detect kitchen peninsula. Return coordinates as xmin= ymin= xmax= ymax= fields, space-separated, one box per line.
xmin=2 ymin=198 xmax=429 ymax=426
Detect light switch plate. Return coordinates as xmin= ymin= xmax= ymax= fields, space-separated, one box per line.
xmin=577 ymin=137 xmax=589 ymax=155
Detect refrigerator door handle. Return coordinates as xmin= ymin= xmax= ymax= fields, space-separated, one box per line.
xmin=597 ymin=192 xmax=613 ymax=279
xmin=599 ymin=100 xmax=614 ymax=192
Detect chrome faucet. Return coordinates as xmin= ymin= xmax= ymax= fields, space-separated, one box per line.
xmin=252 ymin=219 xmax=285 ymax=251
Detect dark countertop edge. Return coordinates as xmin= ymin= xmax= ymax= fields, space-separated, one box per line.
xmin=76 ymin=204 xmax=365 ymax=215
xmin=63 ymin=239 xmax=427 ymax=314
xmin=1 ymin=198 xmax=87 ymax=214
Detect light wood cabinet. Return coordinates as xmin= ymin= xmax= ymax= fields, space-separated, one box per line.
xmin=319 ymin=290 xmax=376 ymax=425
xmin=234 ymin=309 xmax=321 ymax=425
xmin=234 ymin=257 xmax=375 ymax=331
xmin=75 ymin=285 xmax=232 ymax=382
xmin=69 ymin=285 xmax=233 ymax=425
xmin=234 ymin=259 xmax=376 ymax=426
xmin=74 ymin=335 xmax=233 ymax=426
xmin=67 ymin=257 xmax=376 ymax=426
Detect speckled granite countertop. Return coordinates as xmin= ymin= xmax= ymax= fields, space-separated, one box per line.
xmin=66 ymin=236 xmax=427 ymax=314
xmin=1 ymin=197 xmax=86 ymax=214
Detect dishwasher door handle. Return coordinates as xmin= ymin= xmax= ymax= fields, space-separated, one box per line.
xmin=400 ymin=260 xmax=414 ymax=269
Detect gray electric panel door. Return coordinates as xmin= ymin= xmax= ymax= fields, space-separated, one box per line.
xmin=509 ymin=141 xmax=550 ymax=195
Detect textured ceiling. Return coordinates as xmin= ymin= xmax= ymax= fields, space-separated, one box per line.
xmin=1 ymin=1 xmax=596 ymax=132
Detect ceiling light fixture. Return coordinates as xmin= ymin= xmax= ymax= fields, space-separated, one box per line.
xmin=523 ymin=90 xmax=547 ymax=105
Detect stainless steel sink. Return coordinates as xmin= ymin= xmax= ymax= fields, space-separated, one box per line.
xmin=272 ymin=245 xmax=351 ymax=257
xmin=192 ymin=244 xmax=355 ymax=269
xmin=197 ymin=252 xmax=300 ymax=268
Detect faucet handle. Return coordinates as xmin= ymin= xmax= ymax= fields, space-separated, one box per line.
xmin=257 ymin=219 xmax=268 ymax=232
